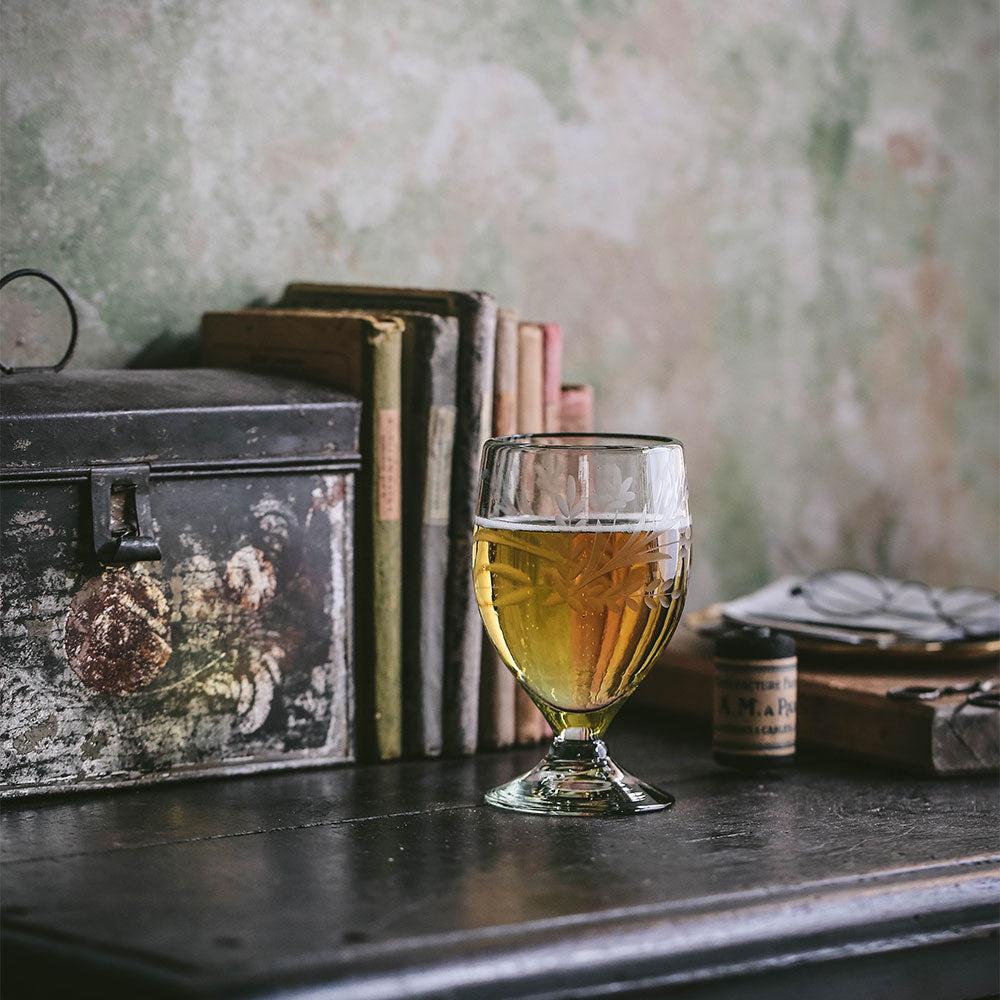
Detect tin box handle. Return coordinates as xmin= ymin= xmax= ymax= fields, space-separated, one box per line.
xmin=0 ymin=268 xmax=79 ymax=374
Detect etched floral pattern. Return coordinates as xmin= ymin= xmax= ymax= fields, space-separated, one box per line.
xmin=482 ymin=443 xmax=690 ymax=615
xmin=588 ymin=465 xmax=636 ymax=519
xmin=475 ymin=524 xmax=684 ymax=614
xmin=530 ymin=458 xmax=687 ymax=529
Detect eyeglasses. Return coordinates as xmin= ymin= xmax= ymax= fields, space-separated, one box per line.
xmin=789 ymin=569 xmax=1000 ymax=640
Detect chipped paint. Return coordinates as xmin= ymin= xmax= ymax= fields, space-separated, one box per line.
xmin=235 ymin=645 xmax=283 ymax=735
xmin=223 ymin=546 xmax=277 ymax=612
xmin=1 ymin=471 xmax=355 ymax=794
xmin=11 ymin=714 xmax=57 ymax=755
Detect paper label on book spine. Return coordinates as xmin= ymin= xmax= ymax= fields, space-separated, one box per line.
xmin=377 ymin=408 xmax=401 ymax=522
xmin=424 ymin=404 xmax=456 ymax=526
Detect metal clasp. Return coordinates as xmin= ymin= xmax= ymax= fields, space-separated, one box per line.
xmin=90 ymin=464 xmax=162 ymax=564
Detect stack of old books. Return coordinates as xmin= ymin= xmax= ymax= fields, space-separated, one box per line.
xmin=200 ymin=283 xmax=593 ymax=761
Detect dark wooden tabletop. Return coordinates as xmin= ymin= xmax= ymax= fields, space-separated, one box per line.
xmin=2 ymin=709 xmax=998 ymax=999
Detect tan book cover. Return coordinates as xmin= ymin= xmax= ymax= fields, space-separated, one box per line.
xmin=478 ymin=308 xmax=519 ymax=750
xmin=513 ymin=321 xmax=549 ymax=744
xmin=517 ymin=322 xmax=544 ymax=435
xmin=492 ymin=307 xmax=519 ymax=440
xmin=541 ymin=323 xmax=563 ymax=433
xmin=200 ymin=308 xmax=405 ymax=761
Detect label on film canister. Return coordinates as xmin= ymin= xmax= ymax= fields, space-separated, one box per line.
xmin=712 ymin=627 xmax=797 ymax=766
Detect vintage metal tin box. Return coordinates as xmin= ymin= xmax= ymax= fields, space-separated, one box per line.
xmin=1 ymin=367 xmax=360 ymax=795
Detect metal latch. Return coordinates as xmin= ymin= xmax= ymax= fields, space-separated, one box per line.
xmin=90 ymin=464 xmax=162 ymax=564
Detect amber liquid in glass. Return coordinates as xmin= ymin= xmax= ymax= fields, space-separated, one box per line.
xmin=473 ymin=518 xmax=690 ymax=735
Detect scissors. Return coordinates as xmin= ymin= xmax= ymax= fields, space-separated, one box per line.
xmin=887 ymin=678 xmax=999 ymax=709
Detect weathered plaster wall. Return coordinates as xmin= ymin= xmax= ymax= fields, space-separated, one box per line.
xmin=2 ymin=0 xmax=997 ymax=606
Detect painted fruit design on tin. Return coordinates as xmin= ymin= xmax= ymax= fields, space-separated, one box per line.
xmin=64 ymin=568 xmax=172 ymax=694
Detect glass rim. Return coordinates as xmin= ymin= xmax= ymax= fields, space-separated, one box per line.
xmin=485 ymin=432 xmax=684 ymax=451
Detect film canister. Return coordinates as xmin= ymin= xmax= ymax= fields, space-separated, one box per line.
xmin=712 ymin=626 xmax=797 ymax=770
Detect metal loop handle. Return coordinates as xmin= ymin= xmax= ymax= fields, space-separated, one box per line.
xmin=0 ymin=268 xmax=79 ymax=374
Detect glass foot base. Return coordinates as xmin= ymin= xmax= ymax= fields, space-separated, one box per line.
xmin=484 ymin=737 xmax=674 ymax=817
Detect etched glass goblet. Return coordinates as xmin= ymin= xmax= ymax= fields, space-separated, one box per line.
xmin=473 ymin=434 xmax=691 ymax=816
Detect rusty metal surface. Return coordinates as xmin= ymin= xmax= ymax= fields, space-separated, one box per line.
xmin=1 ymin=368 xmax=361 ymax=472
xmin=1 ymin=369 xmax=361 ymax=796
xmin=2 ymin=472 xmax=356 ymax=795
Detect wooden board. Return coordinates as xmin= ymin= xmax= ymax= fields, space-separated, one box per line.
xmin=636 ymin=622 xmax=999 ymax=776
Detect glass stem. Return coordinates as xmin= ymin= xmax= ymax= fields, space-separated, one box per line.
xmin=549 ymin=728 xmax=608 ymax=766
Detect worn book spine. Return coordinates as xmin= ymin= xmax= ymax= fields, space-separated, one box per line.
xmin=478 ymin=307 xmax=519 ymax=750
xmin=400 ymin=314 xmax=459 ymax=758
xmin=514 ymin=321 xmax=549 ymax=744
xmin=278 ymin=283 xmax=497 ymax=756
xmin=369 ymin=324 xmax=404 ymax=761
xmin=199 ymin=308 xmax=404 ymax=762
xmin=445 ymin=292 xmax=497 ymax=754
xmin=559 ymin=383 xmax=595 ymax=434
xmin=517 ymin=323 xmax=544 ymax=436
xmin=541 ymin=323 xmax=563 ymax=434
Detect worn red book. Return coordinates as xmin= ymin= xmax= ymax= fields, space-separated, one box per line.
xmin=559 ymin=383 xmax=594 ymax=434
